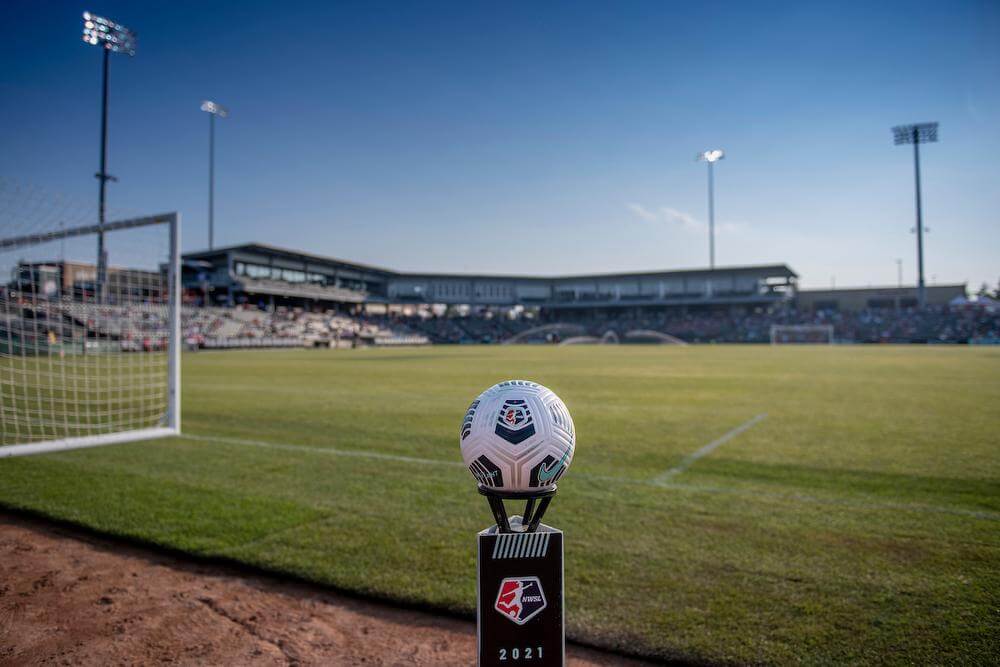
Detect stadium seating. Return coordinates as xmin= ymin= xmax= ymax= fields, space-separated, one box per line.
xmin=393 ymin=306 xmax=1000 ymax=345
xmin=179 ymin=306 xmax=428 ymax=348
xmin=6 ymin=291 xmax=996 ymax=349
xmin=0 ymin=300 xmax=429 ymax=350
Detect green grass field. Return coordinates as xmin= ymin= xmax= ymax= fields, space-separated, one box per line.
xmin=1 ymin=345 xmax=999 ymax=664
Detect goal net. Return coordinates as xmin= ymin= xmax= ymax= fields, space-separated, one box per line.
xmin=770 ymin=324 xmax=835 ymax=345
xmin=0 ymin=200 xmax=180 ymax=457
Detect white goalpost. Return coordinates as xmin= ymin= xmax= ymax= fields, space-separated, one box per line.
xmin=770 ymin=324 xmax=835 ymax=345
xmin=0 ymin=212 xmax=180 ymax=457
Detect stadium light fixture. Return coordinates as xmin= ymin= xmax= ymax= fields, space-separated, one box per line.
xmin=697 ymin=149 xmax=725 ymax=163
xmin=201 ymin=101 xmax=229 ymax=250
xmin=82 ymin=11 xmax=137 ymax=55
xmin=696 ymin=149 xmax=725 ymax=270
xmin=893 ymin=122 xmax=937 ymax=146
xmin=82 ymin=11 xmax=136 ymax=302
xmin=891 ymin=122 xmax=938 ymax=308
xmin=200 ymin=101 xmax=229 ymax=118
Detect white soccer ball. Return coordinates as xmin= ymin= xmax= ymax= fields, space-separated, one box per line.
xmin=460 ymin=380 xmax=575 ymax=492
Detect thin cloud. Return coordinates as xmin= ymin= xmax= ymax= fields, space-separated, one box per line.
xmin=661 ymin=207 xmax=702 ymax=231
xmin=626 ymin=203 xmax=658 ymax=222
xmin=627 ymin=203 xmax=747 ymax=235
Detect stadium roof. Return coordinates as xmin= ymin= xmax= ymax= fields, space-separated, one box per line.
xmin=183 ymin=243 xmax=397 ymax=276
xmin=184 ymin=243 xmax=797 ymax=282
xmin=401 ymin=264 xmax=797 ymax=281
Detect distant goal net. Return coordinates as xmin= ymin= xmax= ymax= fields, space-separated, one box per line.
xmin=0 ymin=208 xmax=180 ymax=457
xmin=770 ymin=324 xmax=834 ymax=345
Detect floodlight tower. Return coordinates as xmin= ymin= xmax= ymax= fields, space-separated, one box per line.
xmin=200 ymin=101 xmax=229 ymax=250
xmin=82 ymin=11 xmax=136 ymax=302
xmin=892 ymin=122 xmax=938 ymax=308
xmin=696 ymin=149 xmax=725 ymax=270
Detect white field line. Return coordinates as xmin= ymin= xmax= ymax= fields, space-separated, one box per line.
xmin=180 ymin=433 xmax=463 ymax=468
xmin=177 ymin=431 xmax=1000 ymax=522
xmin=652 ymin=413 xmax=767 ymax=484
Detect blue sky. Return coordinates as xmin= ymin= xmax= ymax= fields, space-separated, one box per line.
xmin=2 ymin=0 xmax=998 ymax=289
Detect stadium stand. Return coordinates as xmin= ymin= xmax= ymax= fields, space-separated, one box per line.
xmin=181 ymin=307 xmax=427 ymax=349
xmin=7 ymin=246 xmax=997 ymax=348
xmin=1 ymin=297 xmax=427 ymax=353
xmin=7 ymin=291 xmax=996 ymax=349
xmin=392 ymin=305 xmax=999 ymax=345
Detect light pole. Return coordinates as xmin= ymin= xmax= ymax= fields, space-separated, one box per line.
xmin=200 ymin=101 xmax=229 ymax=250
xmin=82 ymin=11 xmax=135 ymax=302
xmin=696 ymin=149 xmax=725 ymax=270
xmin=896 ymin=258 xmax=903 ymax=288
xmin=892 ymin=122 xmax=938 ymax=308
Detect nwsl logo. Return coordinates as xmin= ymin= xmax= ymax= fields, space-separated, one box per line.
xmin=495 ymin=399 xmax=535 ymax=444
xmin=494 ymin=577 xmax=547 ymax=625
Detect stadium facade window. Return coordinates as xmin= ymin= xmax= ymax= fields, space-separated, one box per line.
xmin=234 ymin=262 xmax=272 ymax=280
xmin=236 ymin=261 xmax=341 ymax=286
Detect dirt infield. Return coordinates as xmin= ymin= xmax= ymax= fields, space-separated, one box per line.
xmin=0 ymin=513 xmax=648 ymax=666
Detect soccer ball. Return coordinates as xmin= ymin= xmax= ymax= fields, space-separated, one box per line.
xmin=460 ymin=380 xmax=575 ymax=492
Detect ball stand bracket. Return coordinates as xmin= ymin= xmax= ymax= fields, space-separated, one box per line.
xmin=477 ymin=485 xmax=564 ymax=666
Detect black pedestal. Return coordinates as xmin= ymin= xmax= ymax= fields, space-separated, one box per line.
xmin=477 ymin=520 xmax=564 ymax=666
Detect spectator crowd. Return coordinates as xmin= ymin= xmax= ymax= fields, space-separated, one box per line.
xmin=9 ymin=295 xmax=998 ymax=350
xmin=395 ymin=305 xmax=1000 ymax=345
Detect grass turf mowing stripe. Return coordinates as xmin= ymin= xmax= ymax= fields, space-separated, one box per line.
xmin=181 ymin=431 xmax=1000 ymax=522
xmin=652 ymin=412 xmax=767 ymax=483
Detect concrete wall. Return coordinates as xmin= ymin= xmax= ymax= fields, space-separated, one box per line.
xmin=797 ymin=284 xmax=966 ymax=312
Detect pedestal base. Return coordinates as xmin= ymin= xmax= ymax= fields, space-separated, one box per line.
xmin=477 ymin=521 xmax=564 ymax=666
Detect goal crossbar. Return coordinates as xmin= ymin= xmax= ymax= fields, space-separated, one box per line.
xmin=0 ymin=213 xmax=178 ymax=252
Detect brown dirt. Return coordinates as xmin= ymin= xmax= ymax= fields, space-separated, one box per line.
xmin=0 ymin=513 xmax=649 ymax=666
